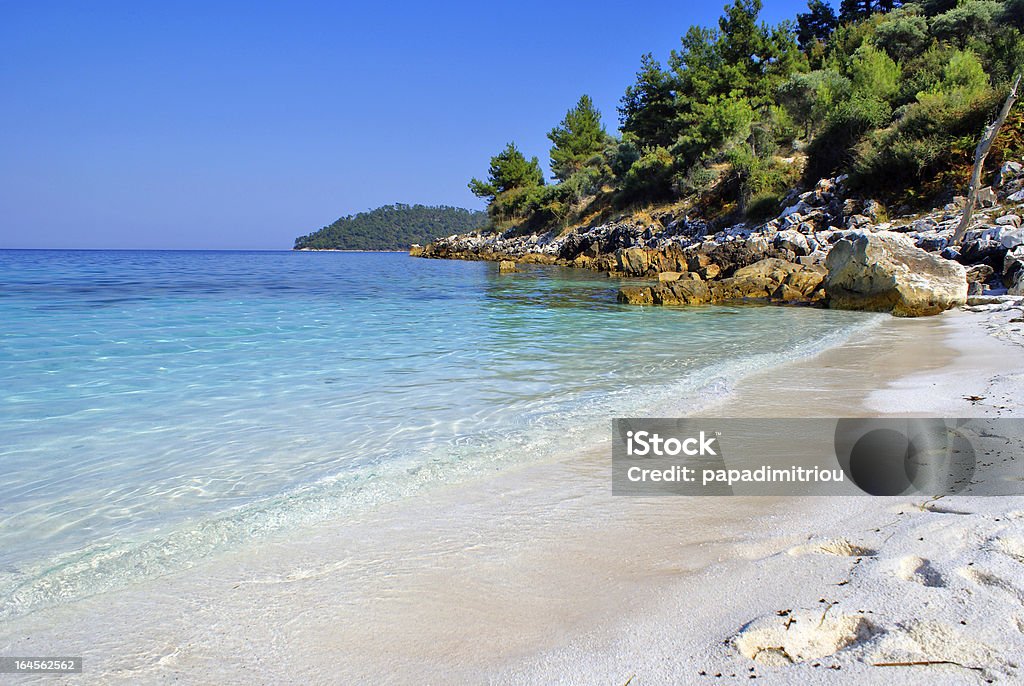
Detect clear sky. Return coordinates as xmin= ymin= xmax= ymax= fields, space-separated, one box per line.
xmin=0 ymin=0 xmax=815 ymax=249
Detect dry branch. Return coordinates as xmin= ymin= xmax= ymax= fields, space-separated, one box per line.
xmin=952 ymin=73 xmax=1022 ymax=245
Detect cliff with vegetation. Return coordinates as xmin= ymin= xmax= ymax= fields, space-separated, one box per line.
xmin=464 ymin=0 xmax=1023 ymax=234
xmin=417 ymin=0 xmax=1024 ymax=318
xmin=294 ymin=204 xmax=486 ymax=251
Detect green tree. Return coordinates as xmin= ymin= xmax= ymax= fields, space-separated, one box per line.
xmin=850 ymin=44 xmax=901 ymax=103
xmin=669 ymin=25 xmax=724 ymax=108
xmin=839 ymin=0 xmax=875 ymax=23
xmin=676 ymin=95 xmax=756 ymax=164
xmin=796 ymin=0 xmax=839 ymax=52
xmin=931 ymin=1 xmax=1006 ymax=48
xmin=548 ymin=95 xmax=611 ymax=181
xmin=1006 ymin=0 xmax=1024 ymax=29
xmin=873 ymin=7 xmax=929 ymax=62
xmin=717 ymin=0 xmax=770 ymax=98
xmin=918 ymin=0 xmax=957 ymax=15
xmin=778 ymin=69 xmax=852 ymax=137
xmin=468 ymin=142 xmax=545 ymax=201
xmin=619 ymin=54 xmax=678 ymax=149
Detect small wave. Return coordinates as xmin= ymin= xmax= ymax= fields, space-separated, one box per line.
xmin=0 ymin=307 xmax=883 ymax=621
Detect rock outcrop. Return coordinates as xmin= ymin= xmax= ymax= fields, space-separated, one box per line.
xmin=711 ymin=258 xmax=825 ymax=303
xmin=417 ymin=157 xmax=1024 ymax=317
xmin=616 ymin=258 xmax=825 ymax=307
xmin=824 ymin=232 xmax=968 ymax=317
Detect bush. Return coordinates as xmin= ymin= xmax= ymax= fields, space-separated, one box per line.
xmin=745 ymin=192 xmax=785 ymax=221
xmin=608 ymin=135 xmax=642 ymax=179
xmin=675 ymin=162 xmax=721 ymax=197
xmin=851 ymin=87 xmax=1002 ymax=196
xmin=618 ymin=147 xmax=676 ymax=206
xmin=897 ymin=45 xmax=954 ymax=104
xmin=850 ymin=45 xmax=901 ymax=104
xmin=804 ymin=96 xmax=892 ymax=181
xmin=725 ymin=143 xmax=801 ymax=213
xmin=488 ymin=185 xmax=548 ymax=224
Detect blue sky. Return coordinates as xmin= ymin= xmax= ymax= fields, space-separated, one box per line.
xmin=0 ymin=0 xmax=815 ymax=249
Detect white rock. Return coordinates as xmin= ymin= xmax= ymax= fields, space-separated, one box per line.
xmin=1002 ymin=228 xmax=1024 ymax=249
xmin=780 ymin=201 xmax=809 ymax=218
xmin=774 ymin=229 xmax=810 ymax=256
xmin=825 ymin=231 xmax=968 ymax=317
xmin=746 ymin=235 xmax=770 ymax=253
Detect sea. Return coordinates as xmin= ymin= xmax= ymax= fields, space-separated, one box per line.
xmin=0 ymin=249 xmax=881 ymax=620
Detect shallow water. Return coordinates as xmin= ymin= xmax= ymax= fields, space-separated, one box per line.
xmin=0 ymin=249 xmax=881 ymax=619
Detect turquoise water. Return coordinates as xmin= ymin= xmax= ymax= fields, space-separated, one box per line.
xmin=0 ymin=250 xmax=879 ymax=618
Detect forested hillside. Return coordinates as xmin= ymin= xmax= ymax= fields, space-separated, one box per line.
xmin=294 ymin=204 xmax=487 ymax=250
xmin=468 ymin=0 xmax=1024 ymax=230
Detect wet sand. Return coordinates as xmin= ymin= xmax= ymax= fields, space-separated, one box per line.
xmin=2 ymin=309 xmax=1022 ymax=685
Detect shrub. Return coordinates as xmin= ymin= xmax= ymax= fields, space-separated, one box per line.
xmin=618 ymin=147 xmax=676 ymax=205
xmin=851 ymin=87 xmax=1003 ymax=197
xmin=745 ymin=192 xmax=785 ymax=221
xmin=850 ymin=45 xmax=901 ymax=104
xmin=675 ymin=162 xmax=721 ymax=197
xmin=804 ymin=96 xmax=892 ymax=181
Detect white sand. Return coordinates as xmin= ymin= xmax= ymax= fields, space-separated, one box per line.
xmin=495 ymin=309 xmax=1024 ymax=685
xmin=1 ymin=307 xmax=1023 ymax=684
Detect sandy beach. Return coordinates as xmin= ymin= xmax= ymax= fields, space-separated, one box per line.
xmin=2 ymin=306 xmax=1023 ymax=685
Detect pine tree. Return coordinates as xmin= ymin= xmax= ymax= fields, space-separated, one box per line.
xmin=717 ymin=0 xmax=768 ymax=95
xmin=547 ymin=95 xmax=610 ymax=181
xmin=797 ymin=0 xmax=839 ymax=51
xmin=619 ymin=54 xmax=678 ymax=149
xmin=468 ymin=143 xmax=544 ymax=201
xmin=839 ymin=0 xmax=878 ymax=23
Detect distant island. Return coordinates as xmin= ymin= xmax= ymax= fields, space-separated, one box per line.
xmin=293 ymin=204 xmax=487 ymax=251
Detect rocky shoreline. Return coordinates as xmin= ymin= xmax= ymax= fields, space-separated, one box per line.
xmin=414 ymin=164 xmax=1024 ymax=318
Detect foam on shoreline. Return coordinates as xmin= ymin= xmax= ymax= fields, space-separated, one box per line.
xmin=1 ymin=308 xmax=1021 ymax=684
xmin=0 ymin=305 xmax=883 ymax=623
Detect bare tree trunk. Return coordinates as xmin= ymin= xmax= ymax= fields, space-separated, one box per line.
xmin=953 ymin=73 xmax=1022 ymax=246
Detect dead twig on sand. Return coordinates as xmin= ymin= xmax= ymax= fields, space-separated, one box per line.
xmin=872 ymin=660 xmax=985 ymax=673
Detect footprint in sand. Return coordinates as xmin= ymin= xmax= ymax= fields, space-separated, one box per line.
xmin=895 ymin=556 xmax=945 ymax=587
xmin=871 ymin=619 xmax=1004 ymax=673
xmin=997 ymin=536 xmax=1024 ymax=564
xmin=788 ymin=538 xmax=874 ymax=557
xmin=734 ymin=611 xmax=875 ymax=666
xmin=959 ymin=566 xmax=1024 ymax=604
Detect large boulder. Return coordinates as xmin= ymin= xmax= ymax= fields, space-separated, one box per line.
xmin=697 ymin=238 xmax=770 ymax=278
xmin=824 ymin=232 xmax=968 ymax=317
